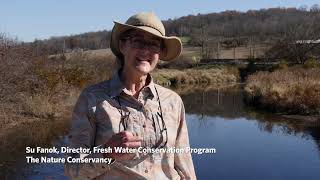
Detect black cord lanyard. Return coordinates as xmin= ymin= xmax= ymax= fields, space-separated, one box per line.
xmin=116 ymin=96 xmax=130 ymax=131
xmin=154 ymin=86 xmax=168 ymax=148
xmin=116 ymin=86 xmax=168 ymax=148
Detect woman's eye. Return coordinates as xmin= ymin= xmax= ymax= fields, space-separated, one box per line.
xmin=136 ymin=40 xmax=145 ymax=45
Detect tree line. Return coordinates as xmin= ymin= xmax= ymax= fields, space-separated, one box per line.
xmin=26 ymin=5 xmax=320 ymax=63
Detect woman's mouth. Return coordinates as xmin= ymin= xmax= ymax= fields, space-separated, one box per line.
xmin=136 ymin=57 xmax=150 ymax=63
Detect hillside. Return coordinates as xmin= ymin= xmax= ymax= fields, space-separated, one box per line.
xmin=27 ymin=6 xmax=320 ymax=59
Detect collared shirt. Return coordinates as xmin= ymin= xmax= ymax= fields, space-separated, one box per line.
xmin=64 ymin=72 xmax=196 ymax=180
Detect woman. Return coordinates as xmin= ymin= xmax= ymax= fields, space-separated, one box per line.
xmin=65 ymin=12 xmax=196 ymax=180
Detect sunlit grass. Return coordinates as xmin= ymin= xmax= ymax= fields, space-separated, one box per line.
xmin=152 ymin=67 xmax=239 ymax=86
xmin=245 ymin=66 xmax=320 ymax=115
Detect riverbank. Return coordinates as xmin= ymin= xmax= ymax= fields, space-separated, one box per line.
xmin=152 ymin=66 xmax=239 ymax=86
xmin=244 ymin=66 xmax=320 ymax=115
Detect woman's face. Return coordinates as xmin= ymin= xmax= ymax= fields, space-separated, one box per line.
xmin=119 ymin=30 xmax=162 ymax=76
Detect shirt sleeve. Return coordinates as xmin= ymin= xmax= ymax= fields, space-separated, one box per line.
xmin=174 ymin=99 xmax=197 ymax=179
xmin=64 ymin=91 xmax=110 ymax=180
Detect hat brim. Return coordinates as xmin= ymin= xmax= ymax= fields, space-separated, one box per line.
xmin=110 ymin=21 xmax=182 ymax=61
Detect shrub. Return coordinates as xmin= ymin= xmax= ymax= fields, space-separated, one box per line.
xmin=304 ymin=58 xmax=320 ymax=69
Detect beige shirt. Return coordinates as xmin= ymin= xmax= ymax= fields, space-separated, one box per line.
xmin=64 ymin=72 xmax=196 ymax=180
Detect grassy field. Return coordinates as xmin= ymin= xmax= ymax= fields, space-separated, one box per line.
xmin=244 ymin=66 xmax=320 ymax=115
xmin=49 ymin=44 xmax=269 ymax=62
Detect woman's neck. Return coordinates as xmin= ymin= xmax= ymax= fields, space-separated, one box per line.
xmin=120 ymin=70 xmax=148 ymax=98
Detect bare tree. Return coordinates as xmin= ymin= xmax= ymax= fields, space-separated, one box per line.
xmin=310 ymin=4 xmax=320 ymax=13
xmin=265 ymin=16 xmax=320 ymax=64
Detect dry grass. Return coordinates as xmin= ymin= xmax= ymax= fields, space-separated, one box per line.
xmin=0 ymin=42 xmax=117 ymax=134
xmin=23 ymin=55 xmax=116 ymax=116
xmin=49 ymin=48 xmax=114 ymax=61
xmin=245 ymin=66 xmax=320 ymax=115
xmin=152 ymin=67 xmax=239 ymax=86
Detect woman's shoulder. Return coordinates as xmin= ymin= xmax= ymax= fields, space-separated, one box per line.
xmin=154 ymin=84 xmax=183 ymax=103
xmin=78 ymin=80 xmax=113 ymax=103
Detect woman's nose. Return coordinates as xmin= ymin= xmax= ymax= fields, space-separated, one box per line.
xmin=137 ymin=48 xmax=152 ymax=59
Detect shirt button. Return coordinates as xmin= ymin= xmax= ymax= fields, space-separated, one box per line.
xmin=143 ymin=124 xmax=146 ymax=128
xmin=145 ymin=169 xmax=148 ymax=173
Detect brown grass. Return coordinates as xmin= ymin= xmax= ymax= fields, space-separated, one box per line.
xmin=152 ymin=67 xmax=239 ymax=86
xmin=0 ymin=41 xmax=117 ymax=133
xmin=244 ymin=66 xmax=320 ymax=115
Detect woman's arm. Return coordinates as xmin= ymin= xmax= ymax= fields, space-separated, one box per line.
xmin=64 ymin=91 xmax=109 ymax=180
xmin=174 ymin=99 xmax=197 ymax=179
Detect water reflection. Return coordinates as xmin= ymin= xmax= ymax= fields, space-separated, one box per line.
xmin=186 ymin=115 xmax=320 ymax=180
xmin=179 ymin=84 xmax=320 ymax=179
xmin=0 ymin=118 xmax=70 ymax=179
xmin=177 ymin=84 xmax=320 ymax=153
xmin=175 ymin=84 xmax=246 ymax=119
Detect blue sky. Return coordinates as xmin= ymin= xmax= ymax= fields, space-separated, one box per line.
xmin=1 ymin=0 xmax=319 ymax=42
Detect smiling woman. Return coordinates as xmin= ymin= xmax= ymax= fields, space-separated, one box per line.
xmin=118 ymin=30 xmax=162 ymax=79
xmin=64 ymin=12 xmax=196 ymax=180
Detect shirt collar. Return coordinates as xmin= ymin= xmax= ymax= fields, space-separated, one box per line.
xmin=143 ymin=75 xmax=156 ymax=99
xmin=108 ymin=71 xmax=156 ymax=99
xmin=108 ymin=71 xmax=124 ymax=98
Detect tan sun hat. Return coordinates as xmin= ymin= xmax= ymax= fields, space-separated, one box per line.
xmin=110 ymin=12 xmax=182 ymax=61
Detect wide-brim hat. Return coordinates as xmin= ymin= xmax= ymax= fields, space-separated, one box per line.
xmin=110 ymin=12 xmax=182 ymax=61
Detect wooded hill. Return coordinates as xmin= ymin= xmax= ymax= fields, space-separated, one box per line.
xmin=30 ymin=6 xmax=320 ymax=56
